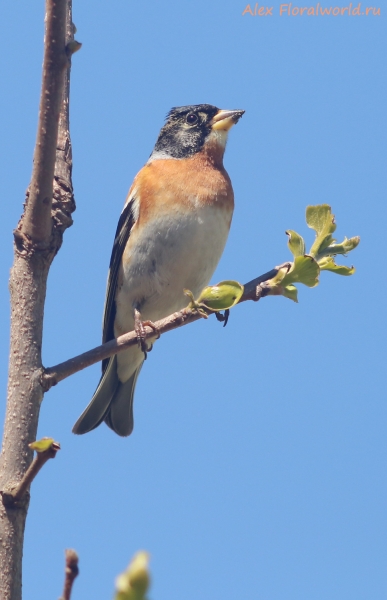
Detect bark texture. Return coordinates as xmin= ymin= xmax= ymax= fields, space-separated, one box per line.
xmin=0 ymin=1 xmax=75 ymax=598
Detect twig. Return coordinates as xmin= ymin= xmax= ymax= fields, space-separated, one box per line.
xmin=59 ymin=549 xmax=79 ymax=600
xmin=41 ymin=264 xmax=288 ymax=390
xmin=1 ymin=441 xmax=60 ymax=508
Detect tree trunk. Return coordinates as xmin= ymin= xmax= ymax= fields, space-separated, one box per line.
xmin=0 ymin=1 xmax=75 ymax=598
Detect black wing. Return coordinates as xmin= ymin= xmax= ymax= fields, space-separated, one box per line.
xmin=102 ymin=198 xmax=136 ymax=370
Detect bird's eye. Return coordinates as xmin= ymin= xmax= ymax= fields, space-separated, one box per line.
xmin=186 ymin=113 xmax=198 ymax=125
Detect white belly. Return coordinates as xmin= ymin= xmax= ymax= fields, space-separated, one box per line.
xmin=115 ymin=204 xmax=232 ymax=333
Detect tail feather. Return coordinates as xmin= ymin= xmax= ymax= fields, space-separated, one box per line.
xmin=104 ymin=365 xmax=142 ymax=437
xmin=72 ymin=357 xmax=142 ymax=437
xmin=73 ymin=357 xmax=119 ymax=435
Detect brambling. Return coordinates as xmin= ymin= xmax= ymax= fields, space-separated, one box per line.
xmin=73 ymin=104 xmax=244 ymax=436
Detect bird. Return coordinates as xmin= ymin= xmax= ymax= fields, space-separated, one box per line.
xmin=73 ymin=104 xmax=244 ymax=437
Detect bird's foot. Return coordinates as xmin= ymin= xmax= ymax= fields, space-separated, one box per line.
xmin=134 ymin=309 xmax=160 ymax=360
xmin=215 ymin=309 xmax=230 ymax=327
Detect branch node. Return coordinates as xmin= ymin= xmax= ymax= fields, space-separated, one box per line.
xmin=254 ymin=284 xmax=264 ymax=301
xmin=65 ymin=40 xmax=82 ymax=56
xmin=12 ymin=227 xmax=47 ymax=258
xmin=40 ymin=368 xmax=58 ymax=392
xmin=0 ymin=487 xmax=30 ymax=510
xmin=254 ymin=282 xmax=272 ymax=301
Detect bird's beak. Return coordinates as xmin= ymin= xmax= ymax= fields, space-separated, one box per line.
xmin=211 ymin=109 xmax=245 ymax=131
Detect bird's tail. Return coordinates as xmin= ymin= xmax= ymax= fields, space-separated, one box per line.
xmin=72 ymin=356 xmax=142 ymax=437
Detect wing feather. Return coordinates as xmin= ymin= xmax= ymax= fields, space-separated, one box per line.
xmin=102 ymin=197 xmax=136 ymax=370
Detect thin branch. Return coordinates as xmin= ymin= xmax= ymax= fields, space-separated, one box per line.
xmin=59 ymin=549 xmax=79 ymax=600
xmin=19 ymin=0 xmax=69 ymax=248
xmin=1 ymin=441 xmax=60 ymax=508
xmin=41 ymin=264 xmax=286 ymax=390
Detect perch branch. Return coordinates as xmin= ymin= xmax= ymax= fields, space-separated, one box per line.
xmin=42 ymin=264 xmax=286 ymax=390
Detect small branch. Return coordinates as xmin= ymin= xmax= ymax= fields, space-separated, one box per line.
xmin=239 ymin=264 xmax=291 ymax=301
xmin=1 ymin=440 xmax=60 ymax=508
xmin=59 ymin=549 xmax=79 ymax=600
xmin=41 ymin=264 xmax=285 ymax=390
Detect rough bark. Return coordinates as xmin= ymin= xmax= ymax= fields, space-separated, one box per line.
xmin=0 ymin=1 xmax=75 ymax=598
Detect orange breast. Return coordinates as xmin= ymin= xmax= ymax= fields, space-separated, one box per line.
xmin=131 ymin=152 xmax=234 ymax=226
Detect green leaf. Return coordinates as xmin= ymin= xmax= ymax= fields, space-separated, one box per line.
xmin=282 ymin=285 xmax=298 ymax=303
xmin=318 ymin=256 xmax=355 ymax=276
xmin=197 ymin=280 xmax=244 ymax=311
xmin=262 ymin=204 xmax=359 ymax=304
xmin=306 ymin=204 xmax=336 ymax=257
xmin=263 ymin=257 xmax=318 ymax=303
xmin=29 ymin=438 xmax=55 ymax=452
xmin=286 ymin=230 xmax=305 ymax=258
xmin=316 ymin=235 xmax=360 ymax=259
xmin=282 ymin=255 xmax=320 ymax=288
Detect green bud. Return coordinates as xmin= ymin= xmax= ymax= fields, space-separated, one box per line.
xmin=115 ymin=552 xmax=150 ymax=600
xmin=316 ymin=235 xmax=360 ymax=259
xmin=66 ymin=40 xmax=82 ymax=56
xmin=197 ymin=281 xmax=244 ymax=311
xmin=29 ymin=438 xmax=55 ymax=452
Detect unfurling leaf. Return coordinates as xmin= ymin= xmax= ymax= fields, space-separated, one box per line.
xmin=115 ymin=551 xmax=150 ymax=600
xmin=29 ymin=438 xmax=55 ymax=452
xmin=197 ymin=281 xmax=244 ymax=311
xmin=306 ymin=204 xmax=336 ymax=257
xmin=188 ymin=204 xmax=359 ymax=312
xmin=263 ymin=256 xmax=319 ymax=302
xmin=316 ymin=235 xmax=360 ymax=259
xmin=318 ymin=256 xmax=355 ymax=276
xmin=282 ymin=255 xmax=320 ymax=288
xmin=265 ymin=265 xmax=290 ymax=287
xmin=286 ymin=230 xmax=305 ymax=258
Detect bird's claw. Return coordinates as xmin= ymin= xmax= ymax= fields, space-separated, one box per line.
xmin=215 ymin=309 xmax=230 ymax=327
xmin=134 ymin=309 xmax=160 ymax=360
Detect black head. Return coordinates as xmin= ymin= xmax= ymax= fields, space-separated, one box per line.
xmin=149 ymin=104 xmax=244 ymax=161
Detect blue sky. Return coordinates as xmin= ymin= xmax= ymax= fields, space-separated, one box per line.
xmin=0 ymin=1 xmax=386 ymax=599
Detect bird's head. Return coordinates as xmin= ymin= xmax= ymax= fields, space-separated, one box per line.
xmin=149 ymin=104 xmax=245 ymax=163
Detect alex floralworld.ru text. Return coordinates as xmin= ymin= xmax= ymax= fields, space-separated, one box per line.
xmin=242 ymin=3 xmax=381 ymax=15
